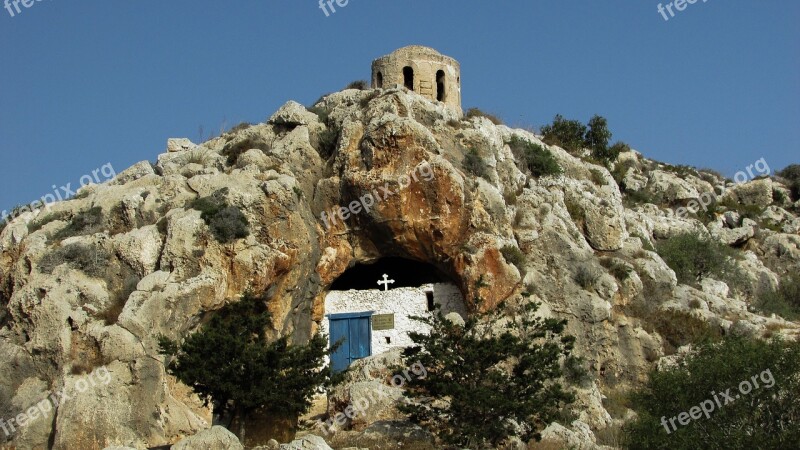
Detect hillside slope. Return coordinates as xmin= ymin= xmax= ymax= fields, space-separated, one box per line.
xmin=0 ymin=87 xmax=798 ymax=448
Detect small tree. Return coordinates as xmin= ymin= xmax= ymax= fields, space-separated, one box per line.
xmin=584 ymin=114 xmax=612 ymax=153
xmin=624 ymin=337 xmax=800 ymax=449
xmin=400 ymin=301 xmax=575 ymax=448
xmin=159 ymin=293 xmax=332 ymax=440
xmin=463 ymin=147 xmax=489 ymax=180
xmin=656 ymin=232 xmax=740 ymax=285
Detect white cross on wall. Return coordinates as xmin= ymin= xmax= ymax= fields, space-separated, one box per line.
xmin=378 ymin=274 xmax=395 ymax=291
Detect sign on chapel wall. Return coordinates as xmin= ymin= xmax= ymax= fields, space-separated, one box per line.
xmin=372 ymin=314 xmax=395 ymax=331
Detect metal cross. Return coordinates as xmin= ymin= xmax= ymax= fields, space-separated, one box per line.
xmin=377 ymin=274 xmax=395 ymax=291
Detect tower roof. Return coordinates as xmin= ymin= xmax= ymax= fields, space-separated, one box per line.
xmin=391 ymin=45 xmax=443 ymax=57
xmin=372 ymin=46 xmax=458 ymax=67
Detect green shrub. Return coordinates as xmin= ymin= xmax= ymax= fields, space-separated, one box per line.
xmin=184 ymin=149 xmax=214 ymax=167
xmin=601 ymin=259 xmax=633 ymax=281
xmin=755 ymin=274 xmax=800 ymax=320
xmin=656 ymin=232 xmax=740 ymax=285
xmin=624 ymin=337 xmax=800 ymax=449
xmin=575 ymin=265 xmax=599 ymax=290
xmin=192 ymin=195 xmax=223 ymax=219
xmin=39 ymin=243 xmax=109 ymax=278
xmin=52 ymin=207 xmax=104 ymax=240
xmin=208 ymin=207 xmax=249 ymax=243
xmin=465 ymin=108 xmax=503 ymax=125
xmin=540 ymin=114 xmax=587 ymax=152
xmin=292 ymin=186 xmax=303 ymax=200
xmin=508 ymin=136 xmax=562 ymax=177
xmin=611 ymin=159 xmax=636 ymax=186
xmin=192 ymin=192 xmax=250 ymax=244
xmin=345 ymin=80 xmax=369 ymax=90
xmin=565 ymin=198 xmax=585 ymax=228
xmin=446 ymin=118 xmax=464 ymax=129
xmin=590 ymin=168 xmax=606 ymax=186
xmin=400 ymin=301 xmax=575 ymax=447
xmin=661 ymin=164 xmax=699 ymax=178
xmin=651 ymin=309 xmax=722 ymax=351
xmin=462 ymin=147 xmax=489 ymax=180
xmin=159 ymin=293 xmax=333 ymax=434
xmin=27 ymin=211 xmax=69 ymax=234
xmin=500 ymin=245 xmax=525 ymax=270
xmin=772 ymin=189 xmax=787 ymax=204
xmin=624 ymin=189 xmax=660 ymax=207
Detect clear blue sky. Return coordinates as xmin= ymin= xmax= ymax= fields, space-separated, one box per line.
xmin=1 ymin=1 xmax=798 ymax=213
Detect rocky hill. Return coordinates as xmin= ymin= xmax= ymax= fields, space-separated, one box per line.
xmin=1 ymin=87 xmax=798 ymax=449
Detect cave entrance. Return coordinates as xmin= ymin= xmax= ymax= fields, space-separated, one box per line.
xmin=323 ymin=257 xmax=466 ymax=371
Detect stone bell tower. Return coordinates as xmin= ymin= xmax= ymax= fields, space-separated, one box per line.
xmin=371 ymin=46 xmax=462 ymax=116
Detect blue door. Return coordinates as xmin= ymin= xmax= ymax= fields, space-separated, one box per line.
xmin=328 ymin=312 xmax=373 ymax=372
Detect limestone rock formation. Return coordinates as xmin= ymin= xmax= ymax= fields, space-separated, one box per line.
xmin=172 ymin=426 xmax=244 ymax=450
xmin=0 ymin=86 xmax=798 ymax=449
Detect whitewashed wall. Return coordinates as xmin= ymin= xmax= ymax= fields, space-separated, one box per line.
xmin=321 ymin=283 xmax=466 ymax=357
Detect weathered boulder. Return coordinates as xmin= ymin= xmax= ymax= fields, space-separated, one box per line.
xmin=708 ymin=219 xmax=755 ymax=246
xmin=167 ymin=138 xmax=196 ymax=153
xmin=646 ymin=170 xmax=700 ymax=203
xmin=726 ymin=178 xmax=774 ymax=207
xmin=538 ymin=420 xmax=607 ymax=450
xmin=279 ymin=434 xmax=333 ymax=450
xmin=110 ymin=161 xmax=155 ymax=185
xmin=172 ymin=426 xmax=244 ymax=450
xmin=269 ymin=101 xmax=321 ymax=127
